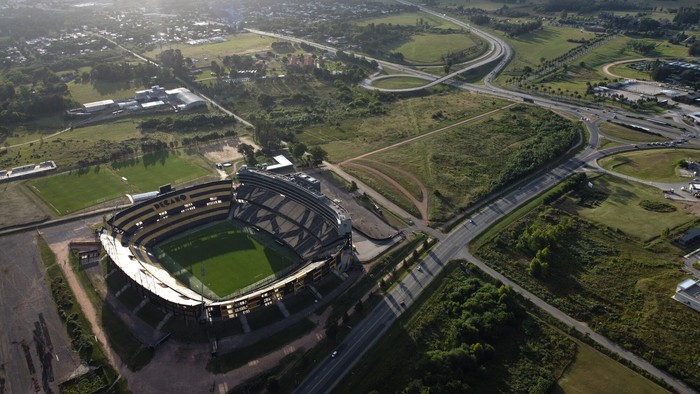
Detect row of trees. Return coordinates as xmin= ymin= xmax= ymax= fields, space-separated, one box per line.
xmin=491 ymin=19 xmax=543 ymax=37
xmin=139 ymin=114 xmax=235 ymax=131
xmin=89 ymin=61 xmax=162 ymax=82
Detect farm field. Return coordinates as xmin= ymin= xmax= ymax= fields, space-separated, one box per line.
xmin=556 ymin=174 xmax=693 ymax=241
xmin=155 ymin=221 xmax=299 ymax=297
xmin=342 ymin=105 xmax=578 ymax=221
xmin=598 ymin=149 xmax=700 ymax=183
xmin=143 ymin=33 xmax=276 ymax=67
xmin=297 ymin=89 xmax=510 ymax=162
xmin=598 ymin=121 xmax=670 ymax=143
xmin=26 ymin=151 xmax=212 ymax=215
xmin=474 ymin=176 xmax=700 ymax=391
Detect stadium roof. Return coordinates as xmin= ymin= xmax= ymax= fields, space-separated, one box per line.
xmin=101 ymin=233 xmax=203 ymax=306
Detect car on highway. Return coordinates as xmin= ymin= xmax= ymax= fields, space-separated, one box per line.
xmin=331 ymin=350 xmax=338 ymax=358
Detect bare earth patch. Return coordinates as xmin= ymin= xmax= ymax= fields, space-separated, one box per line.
xmin=0 ymin=181 xmax=52 ymax=229
xmin=200 ymin=136 xmax=260 ymax=164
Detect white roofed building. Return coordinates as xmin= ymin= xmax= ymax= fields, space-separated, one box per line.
xmin=84 ymin=99 xmax=117 ymax=113
xmin=673 ymin=278 xmax=700 ymax=313
xmin=166 ymin=88 xmax=206 ymax=110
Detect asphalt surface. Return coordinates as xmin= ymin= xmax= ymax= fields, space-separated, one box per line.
xmin=292 ymin=3 xmax=700 ymax=393
xmin=297 ymin=145 xmax=698 ymax=394
xmin=1 ymin=5 xmax=698 ymax=394
xmin=0 ymin=231 xmax=83 ymax=393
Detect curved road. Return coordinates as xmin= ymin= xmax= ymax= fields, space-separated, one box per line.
xmin=30 ymin=9 xmax=697 ymax=394
xmin=297 ymin=144 xmax=697 ymax=394
xmin=294 ymin=3 xmax=698 ymax=394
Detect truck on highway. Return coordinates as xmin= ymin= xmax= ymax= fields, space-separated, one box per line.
xmin=523 ymin=97 xmax=534 ymax=103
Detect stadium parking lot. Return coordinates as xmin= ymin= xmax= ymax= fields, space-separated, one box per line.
xmin=0 ymin=230 xmax=82 ymax=393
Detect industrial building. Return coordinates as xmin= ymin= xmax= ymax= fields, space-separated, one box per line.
xmin=83 ymin=99 xmax=118 ymax=113
xmin=135 ymin=85 xmax=206 ymax=111
xmin=673 ymin=278 xmax=700 ymax=313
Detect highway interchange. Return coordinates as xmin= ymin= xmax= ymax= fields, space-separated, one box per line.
xmin=2 ymin=3 xmax=697 ymax=393
xmin=292 ymin=2 xmax=700 ymax=393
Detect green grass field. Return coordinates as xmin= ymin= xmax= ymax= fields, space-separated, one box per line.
xmin=556 ymin=174 xmax=692 ymax=241
xmin=111 ymin=151 xmax=209 ymax=191
xmin=475 ymin=186 xmax=700 ymax=390
xmin=598 ymin=122 xmax=670 ymax=143
xmin=155 ymin=221 xmax=299 ymax=297
xmin=68 ymin=79 xmax=142 ymax=104
xmin=28 ymin=165 xmax=129 ymax=214
xmin=554 ymin=339 xmax=666 ymax=394
xmin=598 ymin=149 xmax=700 ymax=183
xmin=355 ymin=12 xmax=460 ymax=30
xmin=372 ymin=76 xmax=431 ymax=89
xmin=297 ymin=90 xmax=509 ymax=162
xmin=390 ymin=33 xmax=481 ymax=64
xmin=499 ymin=26 xmax=597 ymax=77
xmin=352 ymin=105 xmax=573 ymax=221
xmin=607 ymin=63 xmax=654 ymax=80
xmin=143 ymin=33 xmax=276 ymax=67
xmin=27 ymin=152 xmax=212 ymax=215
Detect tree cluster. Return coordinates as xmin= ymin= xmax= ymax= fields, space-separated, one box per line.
xmin=629 ymin=40 xmax=657 ymax=55
xmin=491 ymin=20 xmax=542 ymax=37
xmin=139 ymin=114 xmax=234 ymax=131
xmin=495 ymin=113 xmax=578 ymax=192
xmin=181 ymin=130 xmax=237 ymax=146
xmin=0 ymin=75 xmax=75 ymax=124
xmin=541 ymin=0 xmax=646 ymax=13
xmin=673 ymin=7 xmax=700 ymax=25
xmin=89 ymin=61 xmax=165 ymax=83
xmin=404 ymin=277 xmax=518 ymax=392
xmin=516 ymin=212 xmax=573 ymax=277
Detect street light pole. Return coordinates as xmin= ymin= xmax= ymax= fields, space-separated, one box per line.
xmin=200 ymin=267 xmax=206 ymax=322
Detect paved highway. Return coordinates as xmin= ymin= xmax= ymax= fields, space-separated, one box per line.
xmin=297 ymin=143 xmax=697 ymax=394
xmin=96 ymin=9 xmax=696 ymax=393
xmin=293 ymin=3 xmax=698 ymax=394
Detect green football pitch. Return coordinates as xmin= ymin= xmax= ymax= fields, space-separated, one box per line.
xmin=27 ymin=151 xmax=209 ymax=215
xmin=154 ymin=220 xmax=300 ymax=298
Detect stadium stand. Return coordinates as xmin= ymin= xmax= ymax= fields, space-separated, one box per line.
xmin=100 ymin=171 xmax=352 ymax=322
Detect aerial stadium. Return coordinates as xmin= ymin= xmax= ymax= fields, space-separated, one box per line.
xmin=100 ymin=167 xmax=353 ymax=322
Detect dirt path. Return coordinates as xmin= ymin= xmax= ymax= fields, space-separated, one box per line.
xmin=338 ymin=104 xmax=517 ymax=222
xmin=344 ymin=162 xmax=426 ymax=220
xmin=600 ymin=58 xmax=653 ymax=79
xmin=349 ymin=159 xmax=430 ymax=222
xmin=340 ymin=103 xmax=517 ymax=165
xmin=47 ymin=239 xmax=132 ymax=381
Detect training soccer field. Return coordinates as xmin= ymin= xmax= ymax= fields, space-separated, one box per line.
xmin=27 ymin=151 xmax=210 ymax=215
xmin=155 ymin=220 xmax=300 ymax=298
